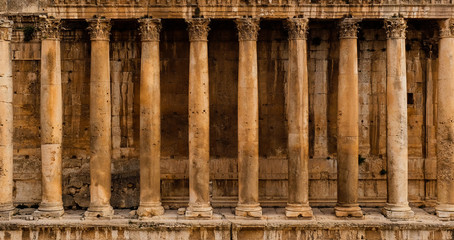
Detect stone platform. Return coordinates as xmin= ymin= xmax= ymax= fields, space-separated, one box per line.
xmin=0 ymin=208 xmax=453 ymax=240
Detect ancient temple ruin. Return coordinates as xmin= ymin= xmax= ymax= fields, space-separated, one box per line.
xmin=1 ymin=0 xmax=454 ymax=239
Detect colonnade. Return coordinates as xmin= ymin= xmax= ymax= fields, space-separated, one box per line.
xmin=0 ymin=16 xmax=453 ymax=220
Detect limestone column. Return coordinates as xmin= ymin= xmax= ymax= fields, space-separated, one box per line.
xmin=35 ymin=16 xmax=64 ymax=218
xmin=334 ymin=18 xmax=363 ymax=218
xmin=235 ymin=18 xmax=262 ymax=218
xmin=84 ymin=18 xmax=114 ymax=219
xmin=0 ymin=18 xmax=14 ymax=220
xmin=137 ymin=18 xmax=164 ymax=218
xmin=436 ymin=18 xmax=454 ymax=220
xmin=185 ymin=18 xmax=213 ymax=218
xmin=382 ymin=17 xmax=414 ymax=220
xmin=284 ymin=18 xmax=313 ymax=218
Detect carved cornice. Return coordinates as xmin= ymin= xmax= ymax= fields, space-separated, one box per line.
xmin=39 ymin=16 xmax=61 ymax=40
xmin=87 ymin=18 xmax=111 ymax=41
xmin=339 ymin=18 xmax=360 ymax=39
xmin=138 ymin=18 xmax=161 ymax=42
xmin=235 ymin=18 xmax=260 ymax=41
xmin=285 ymin=18 xmax=309 ymax=40
xmin=384 ymin=17 xmax=407 ymax=39
xmin=0 ymin=18 xmax=12 ymax=41
xmin=186 ymin=18 xmax=210 ymax=42
xmin=439 ymin=19 xmax=454 ymax=38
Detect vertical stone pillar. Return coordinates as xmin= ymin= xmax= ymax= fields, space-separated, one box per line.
xmin=335 ymin=18 xmax=363 ymax=218
xmin=382 ymin=17 xmax=414 ymax=220
xmin=137 ymin=18 xmax=164 ymax=218
xmin=284 ymin=18 xmax=313 ymax=219
xmin=84 ymin=18 xmax=114 ymax=219
xmin=235 ymin=18 xmax=262 ymax=218
xmin=185 ymin=18 xmax=213 ymax=218
xmin=35 ymin=16 xmax=64 ymax=218
xmin=0 ymin=18 xmax=14 ymax=220
xmin=436 ymin=18 xmax=454 ymax=220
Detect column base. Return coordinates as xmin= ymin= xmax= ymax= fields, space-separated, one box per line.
xmin=235 ymin=203 xmax=262 ymax=218
xmin=33 ymin=202 xmax=64 ymax=219
xmin=335 ymin=204 xmax=363 ymax=218
xmin=382 ymin=203 xmax=414 ymax=220
xmin=285 ymin=203 xmax=313 ymax=218
xmin=436 ymin=204 xmax=454 ymax=220
xmin=0 ymin=204 xmax=16 ymax=220
xmin=84 ymin=205 xmax=114 ymax=220
xmin=137 ymin=202 xmax=165 ymax=219
xmin=185 ymin=203 xmax=213 ymax=219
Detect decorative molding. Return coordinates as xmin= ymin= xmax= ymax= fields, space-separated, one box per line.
xmin=186 ymin=18 xmax=210 ymax=42
xmin=285 ymin=18 xmax=309 ymax=40
xmin=138 ymin=18 xmax=161 ymax=42
xmin=339 ymin=18 xmax=360 ymax=39
xmin=384 ymin=17 xmax=407 ymax=39
xmin=439 ymin=18 xmax=454 ymax=38
xmin=87 ymin=18 xmax=111 ymax=41
xmin=235 ymin=18 xmax=260 ymax=41
xmin=39 ymin=16 xmax=61 ymax=40
xmin=0 ymin=18 xmax=12 ymax=41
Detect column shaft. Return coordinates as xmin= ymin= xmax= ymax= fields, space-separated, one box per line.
xmin=235 ymin=18 xmax=262 ymax=218
xmin=0 ymin=19 xmax=14 ymax=219
xmin=436 ymin=18 xmax=454 ymax=219
xmin=284 ymin=18 xmax=313 ymax=218
xmin=335 ymin=19 xmax=363 ymax=218
xmin=383 ymin=18 xmax=414 ymax=220
xmin=36 ymin=17 xmax=64 ymax=218
xmin=85 ymin=18 xmax=114 ymax=219
xmin=137 ymin=19 xmax=164 ymax=218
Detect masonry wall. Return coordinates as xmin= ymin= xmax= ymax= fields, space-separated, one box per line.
xmin=10 ymin=18 xmax=438 ymax=209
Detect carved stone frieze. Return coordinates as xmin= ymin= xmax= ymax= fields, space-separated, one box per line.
xmin=384 ymin=17 xmax=407 ymax=39
xmin=138 ymin=18 xmax=162 ymax=42
xmin=87 ymin=18 xmax=111 ymax=41
xmin=285 ymin=18 xmax=309 ymax=40
xmin=439 ymin=19 xmax=454 ymax=38
xmin=0 ymin=18 xmax=12 ymax=41
xmin=339 ymin=18 xmax=360 ymax=39
xmin=186 ymin=18 xmax=210 ymax=42
xmin=39 ymin=16 xmax=61 ymax=40
xmin=235 ymin=18 xmax=260 ymax=41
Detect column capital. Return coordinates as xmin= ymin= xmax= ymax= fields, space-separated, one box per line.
xmin=439 ymin=19 xmax=454 ymax=38
xmin=87 ymin=18 xmax=111 ymax=41
xmin=384 ymin=17 xmax=407 ymax=39
xmin=285 ymin=18 xmax=309 ymax=40
xmin=0 ymin=18 xmax=12 ymax=41
xmin=339 ymin=18 xmax=360 ymax=39
xmin=186 ymin=18 xmax=210 ymax=42
xmin=39 ymin=16 xmax=61 ymax=40
xmin=235 ymin=18 xmax=260 ymax=41
xmin=138 ymin=18 xmax=161 ymax=42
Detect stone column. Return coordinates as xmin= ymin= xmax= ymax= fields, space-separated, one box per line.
xmin=436 ymin=18 xmax=454 ymax=220
xmin=35 ymin=16 xmax=64 ymax=218
xmin=84 ymin=18 xmax=114 ymax=219
xmin=0 ymin=18 xmax=14 ymax=220
xmin=235 ymin=18 xmax=262 ymax=218
xmin=382 ymin=17 xmax=414 ymax=220
xmin=137 ymin=18 xmax=165 ymax=218
xmin=334 ymin=18 xmax=363 ymax=218
xmin=284 ymin=18 xmax=313 ymax=219
xmin=185 ymin=18 xmax=213 ymax=218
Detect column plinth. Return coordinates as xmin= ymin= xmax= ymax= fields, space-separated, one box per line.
xmin=185 ymin=18 xmax=213 ymax=219
xmin=335 ymin=18 xmax=363 ymax=218
xmin=436 ymin=18 xmax=454 ymax=220
xmin=284 ymin=18 xmax=313 ymax=219
xmin=235 ymin=18 xmax=262 ymax=218
xmin=137 ymin=18 xmax=165 ymax=219
xmin=382 ymin=17 xmax=414 ymax=220
xmin=0 ymin=18 xmax=15 ymax=220
xmin=84 ymin=18 xmax=114 ymax=219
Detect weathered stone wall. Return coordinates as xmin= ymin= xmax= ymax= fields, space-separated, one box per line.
xmin=9 ymin=18 xmax=437 ymax=209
